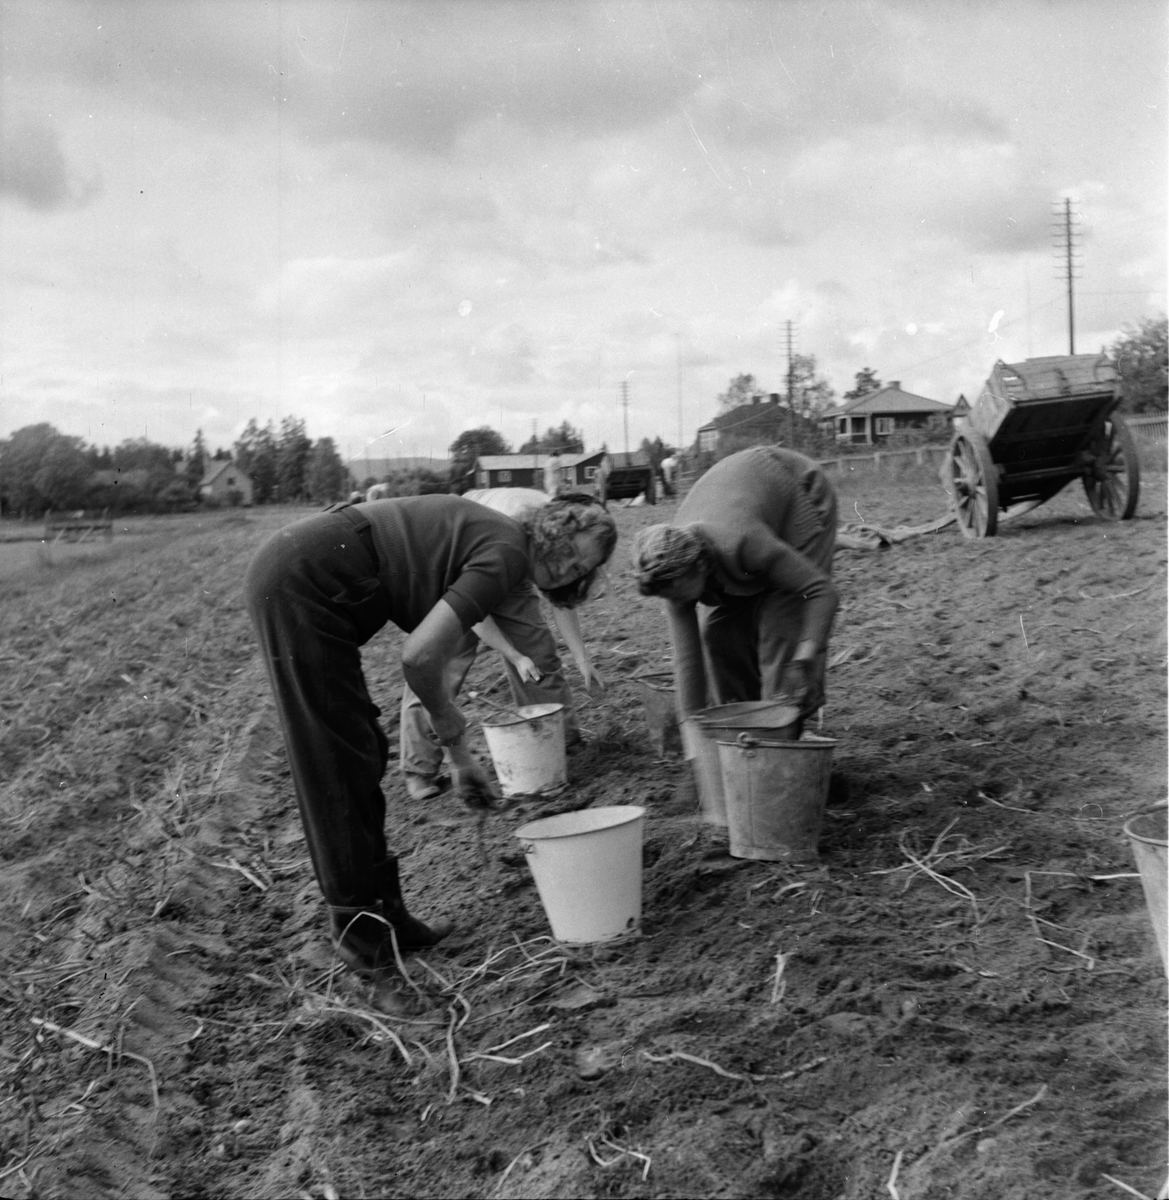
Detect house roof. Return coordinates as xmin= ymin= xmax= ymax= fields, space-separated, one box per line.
xmin=826 ymin=383 xmax=951 ymax=418
xmin=698 ymin=398 xmax=790 ymax=434
xmin=201 ymin=459 xmax=249 ymax=485
xmin=557 ymin=450 xmax=606 ymax=467
xmin=700 ymin=399 xmax=821 ymax=438
xmin=476 ymin=455 xmax=547 ymax=471
xmin=477 ymin=451 xmax=604 ymax=470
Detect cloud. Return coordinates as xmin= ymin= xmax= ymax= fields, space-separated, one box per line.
xmin=7 ymin=1 xmax=698 ymax=153
xmin=0 ymin=120 xmax=100 ymax=211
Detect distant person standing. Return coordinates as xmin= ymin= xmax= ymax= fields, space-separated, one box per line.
xmin=544 ymin=451 xmax=563 ymax=496
xmin=630 ymin=446 xmax=838 ymax=728
xmin=659 ymin=455 xmax=679 ymax=497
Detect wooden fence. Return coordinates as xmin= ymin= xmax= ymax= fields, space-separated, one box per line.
xmin=1127 ymin=413 xmax=1167 ymax=443
xmin=817 ymin=445 xmax=948 ymax=474
xmin=674 ymin=413 xmax=1167 ymax=494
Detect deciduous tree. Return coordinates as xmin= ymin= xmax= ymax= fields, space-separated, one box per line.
xmin=0 ymin=424 xmax=92 ymax=515
xmin=1110 ymin=315 xmax=1168 ymax=413
xmin=304 ymin=437 xmax=350 ymax=503
xmin=519 ymin=421 xmax=584 ymax=454
xmin=717 ymin=373 xmax=763 ymax=410
xmin=843 ymin=368 xmax=882 ymax=401
xmin=448 ymin=426 xmax=511 ymax=491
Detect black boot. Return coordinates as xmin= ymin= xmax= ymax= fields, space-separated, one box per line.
xmin=373 ymin=856 xmax=454 ymax=950
xmin=327 ymin=906 xmax=400 ymax=977
xmin=326 ymin=859 xmax=453 ymax=977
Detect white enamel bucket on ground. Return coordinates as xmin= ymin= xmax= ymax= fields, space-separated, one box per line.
xmin=684 ymin=701 xmax=802 ymax=827
xmin=481 ymin=703 xmax=567 ymax=798
xmin=1123 ymin=806 xmax=1168 ymax=975
xmin=716 ymin=733 xmax=836 ymax=861
xmin=515 ymin=805 xmax=645 ymax=944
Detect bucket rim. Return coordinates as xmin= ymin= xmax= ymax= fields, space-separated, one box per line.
xmin=716 ymin=735 xmax=837 ymax=749
xmin=691 ymin=699 xmax=803 ymax=730
xmin=483 ymin=701 xmax=565 ymax=728
xmin=514 ymin=804 xmax=645 ymax=842
xmin=1123 ymin=805 xmax=1168 ymax=847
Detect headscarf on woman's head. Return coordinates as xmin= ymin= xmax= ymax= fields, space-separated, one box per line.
xmin=522 ymin=495 xmax=617 ymax=607
xmin=631 ymin=525 xmax=706 ymax=595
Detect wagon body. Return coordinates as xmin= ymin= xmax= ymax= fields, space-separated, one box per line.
xmin=950 ymin=353 xmax=1139 ymax=537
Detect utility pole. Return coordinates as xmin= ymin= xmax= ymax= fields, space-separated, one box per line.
xmin=618 ymin=379 xmax=630 ymax=457
xmin=784 ymin=320 xmax=796 ymax=407
xmin=675 ymin=335 xmax=683 ymax=453
xmin=1052 ymin=197 xmax=1082 ymax=355
xmin=784 ymin=320 xmax=797 ymax=446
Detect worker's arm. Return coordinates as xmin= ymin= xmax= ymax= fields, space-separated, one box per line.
xmin=748 ymin=537 xmax=838 ymax=657
xmin=666 ymin=600 xmax=707 ymax=719
xmin=548 ymin=605 xmax=605 ymax=697
xmin=401 ymin=600 xmax=472 ymax=743
xmin=472 ymin=615 xmax=541 ymax=683
xmin=401 ymin=600 xmax=497 ymax=807
xmin=744 ymin=536 xmax=838 ymax=713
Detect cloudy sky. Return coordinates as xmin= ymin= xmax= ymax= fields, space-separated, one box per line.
xmin=1 ymin=0 xmax=1164 ymax=464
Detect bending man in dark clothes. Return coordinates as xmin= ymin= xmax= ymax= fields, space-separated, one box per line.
xmin=630 ymin=446 xmax=839 ymax=726
xmin=244 ymin=494 xmax=615 ymax=978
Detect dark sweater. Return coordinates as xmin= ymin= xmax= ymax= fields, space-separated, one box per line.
xmin=677 ymin=446 xmax=836 ymax=647
xmin=357 ymin=495 xmax=531 ymax=633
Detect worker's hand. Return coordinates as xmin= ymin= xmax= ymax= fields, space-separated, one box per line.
xmin=452 ymin=761 xmax=501 ymax=811
xmin=510 ymin=655 xmax=542 ymax=684
xmin=582 ymin=664 xmax=606 ymax=698
xmin=428 ymin=705 xmax=467 ymax=747
xmin=775 ymin=660 xmax=814 ymax=715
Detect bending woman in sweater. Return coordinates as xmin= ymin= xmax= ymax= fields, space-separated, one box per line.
xmin=630 ymin=446 xmax=838 ymax=727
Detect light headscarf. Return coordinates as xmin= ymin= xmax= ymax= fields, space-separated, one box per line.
xmin=630 ymin=525 xmax=704 ymax=588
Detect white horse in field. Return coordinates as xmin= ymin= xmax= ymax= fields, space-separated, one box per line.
xmin=365 ymin=483 xmax=393 ymax=502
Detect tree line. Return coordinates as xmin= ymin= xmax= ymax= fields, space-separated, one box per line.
xmin=4 ymin=319 xmax=1159 ymax=518
xmin=0 ymin=418 xmax=350 ymax=518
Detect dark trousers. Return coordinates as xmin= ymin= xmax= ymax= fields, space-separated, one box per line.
xmin=244 ymin=508 xmax=393 ymax=909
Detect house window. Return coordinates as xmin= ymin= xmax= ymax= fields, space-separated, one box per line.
xmin=584 ymin=466 xmax=597 ymax=480
xmin=837 ymin=418 xmax=846 ymax=434
xmin=226 ymin=476 xmax=235 ymax=486
xmin=874 ymin=417 xmax=895 ymax=436
xmin=497 ymin=470 xmax=512 ymax=483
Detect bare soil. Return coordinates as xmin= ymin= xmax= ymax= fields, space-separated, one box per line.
xmin=1 ymin=467 xmax=1165 ymax=1200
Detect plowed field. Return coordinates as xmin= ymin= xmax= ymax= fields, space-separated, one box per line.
xmin=1 ymin=463 xmax=1165 ymax=1200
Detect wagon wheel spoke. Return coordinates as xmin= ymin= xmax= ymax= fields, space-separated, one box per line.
xmin=948 ymin=432 xmax=998 ymax=538
xmin=1083 ymin=417 xmax=1140 ymax=522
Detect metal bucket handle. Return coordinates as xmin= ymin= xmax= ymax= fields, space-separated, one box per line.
xmin=736 ymin=731 xmax=759 ymax=748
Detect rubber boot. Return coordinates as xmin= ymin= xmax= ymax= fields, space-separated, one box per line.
xmin=373 ymin=856 xmax=454 ymax=950
xmin=326 ymin=859 xmax=453 ymax=977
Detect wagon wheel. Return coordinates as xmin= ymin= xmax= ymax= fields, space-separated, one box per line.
xmin=948 ymin=430 xmax=999 ymax=539
xmin=1082 ymin=414 xmax=1140 ymax=521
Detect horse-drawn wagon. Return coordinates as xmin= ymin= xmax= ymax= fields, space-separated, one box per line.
xmin=949 ymin=353 xmax=1139 ymax=538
